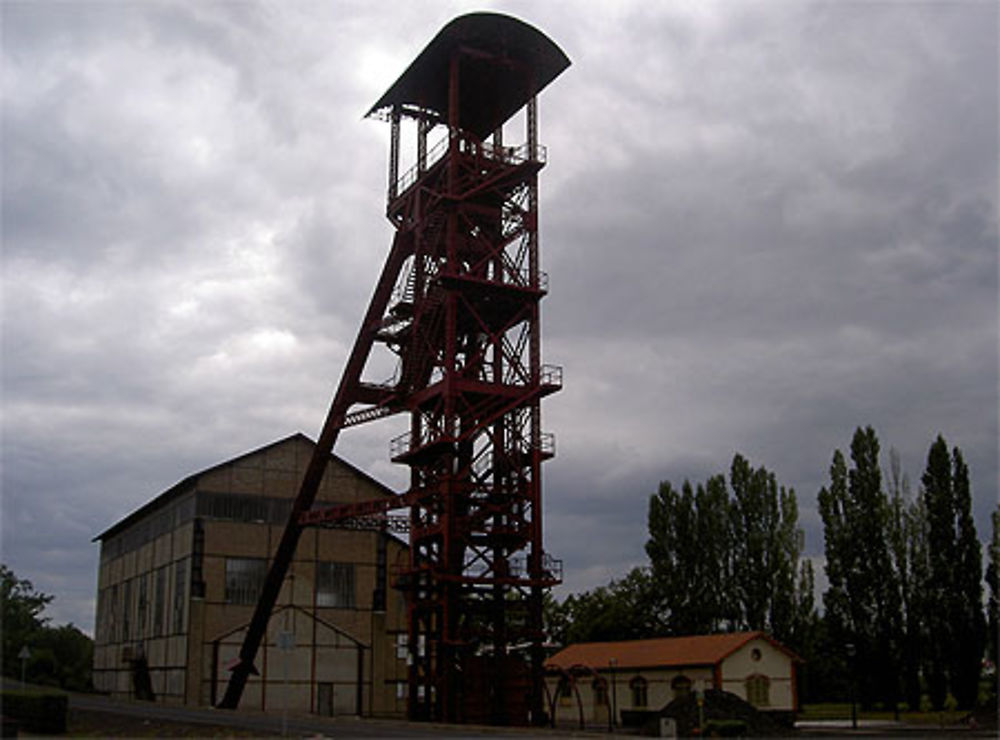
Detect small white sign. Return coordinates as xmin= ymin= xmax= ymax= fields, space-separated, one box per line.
xmin=18 ymin=646 xmax=30 ymax=660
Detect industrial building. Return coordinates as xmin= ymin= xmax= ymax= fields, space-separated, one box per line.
xmin=92 ymin=433 xmax=409 ymax=717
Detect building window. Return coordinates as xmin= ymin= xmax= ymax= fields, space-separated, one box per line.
xmin=110 ymin=584 xmax=119 ymax=643
xmin=136 ymin=574 xmax=148 ymax=639
xmin=198 ymin=491 xmax=270 ymax=523
xmin=630 ymin=676 xmax=648 ymax=708
xmin=225 ymin=558 xmax=267 ymax=605
xmin=593 ymin=678 xmax=608 ymax=706
xmin=317 ymin=562 xmax=355 ymax=608
xmin=197 ymin=492 xmax=290 ymax=525
xmin=672 ymin=674 xmax=692 ymax=700
xmin=395 ymin=633 xmax=408 ymax=660
xmin=745 ymin=674 xmax=770 ymax=707
xmin=173 ymin=559 xmax=187 ymax=633
xmin=122 ymin=579 xmax=132 ymax=641
xmin=153 ymin=567 xmax=166 ymax=637
xmin=191 ymin=519 xmax=206 ymax=598
xmin=557 ymin=677 xmax=573 ymax=704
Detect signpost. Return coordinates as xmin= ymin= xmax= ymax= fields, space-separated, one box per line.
xmin=18 ymin=646 xmax=30 ymax=687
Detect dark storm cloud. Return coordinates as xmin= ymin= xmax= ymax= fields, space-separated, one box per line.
xmin=536 ymin=0 xmax=997 ymax=595
xmin=2 ymin=1 xmax=996 ymax=630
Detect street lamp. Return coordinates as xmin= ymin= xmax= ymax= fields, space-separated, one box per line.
xmin=609 ymin=658 xmax=618 ymax=730
xmin=846 ymin=642 xmax=857 ymax=730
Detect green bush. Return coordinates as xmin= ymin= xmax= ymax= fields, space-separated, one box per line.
xmin=704 ymin=719 xmax=748 ymax=737
xmin=1 ymin=688 xmax=68 ymax=734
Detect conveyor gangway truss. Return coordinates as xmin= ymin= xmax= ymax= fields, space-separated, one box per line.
xmin=218 ymin=13 xmax=569 ymax=726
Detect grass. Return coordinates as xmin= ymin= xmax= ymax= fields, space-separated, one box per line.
xmin=799 ymin=703 xmax=969 ymax=726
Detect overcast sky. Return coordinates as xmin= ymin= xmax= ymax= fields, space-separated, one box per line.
xmin=2 ymin=1 xmax=997 ymax=635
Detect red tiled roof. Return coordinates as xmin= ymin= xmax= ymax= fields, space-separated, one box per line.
xmin=547 ymin=631 xmax=797 ymax=671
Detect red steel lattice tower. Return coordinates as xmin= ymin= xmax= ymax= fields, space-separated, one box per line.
xmin=218 ymin=13 xmax=569 ymax=725
xmin=371 ymin=15 xmax=569 ymax=724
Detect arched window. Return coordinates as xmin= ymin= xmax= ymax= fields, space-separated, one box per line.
xmin=557 ymin=676 xmax=573 ymax=703
xmin=745 ymin=674 xmax=770 ymax=707
xmin=671 ymin=674 xmax=692 ymax=700
xmin=593 ymin=678 xmax=608 ymax=706
xmin=630 ymin=676 xmax=648 ymax=708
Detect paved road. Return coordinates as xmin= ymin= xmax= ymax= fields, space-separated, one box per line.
xmin=67 ymin=692 xmax=594 ymax=738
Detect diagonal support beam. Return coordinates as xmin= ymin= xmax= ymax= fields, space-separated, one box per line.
xmin=217 ymin=230 xmax=413 ymax=709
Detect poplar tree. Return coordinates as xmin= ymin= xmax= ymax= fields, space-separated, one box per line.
xmin=922 ymin=437 xmax=984 ymax=709
xmin=986 ymin=506 xmax=1000 ymax=699
xmin=921 ymin=439 xmax=950 ymax=706
xmin=887 ymin=448 xmax=922 ymax=710
xmin=728 ymin=454 xmax=801 ymax=643
xmin=647 ymin=455 xmax=809 ymax=644
xmin=647 ymin=480 xmax=700 ymax=634
xmin=693 ymin=475 xmax=734 ymax=632
xmin=647 ymin=479 xmax=729 ymax=635
xmin=818 ymin=427 xmax=901 ymax=708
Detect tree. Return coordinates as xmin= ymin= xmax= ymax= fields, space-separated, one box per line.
xmin=693 ymin=475 xmax=735 ymax=633
xmin=818 ymin=427 xmax=901 ymax=708
xmin=986 ymin=506 xmax=1000 ymax=701
xmin=921 ymin=437 xmax=984 ymax=709
xmin=646 ymin=455 xmax=812 ymax=645
xmin=886 ymin=448 xmax=923 ymax=711
xmin=1 ymin=564 xmax=53 ymax=679
xmin=31 ymin=623 xmax=94 ymax=691
xmin=950 ymin=448 xmax=985 ymax=709
xmin=551 ymin=568 xmax=661 ymax=645
xmin=921 ymin=436 xmax=953 ymax=708
xmin=646 ymin=479 xmax=711 ymax=635
xmin=728 ymin=454 xmax=802 ymax=644
xmin=1 ymin=564 xmax=93 ymax=691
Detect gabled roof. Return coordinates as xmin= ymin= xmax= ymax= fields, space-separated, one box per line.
xmin=547 ymin=632 xmax=801 ymax=671
xmin=93 ymin=432 xmax=397 ymax=542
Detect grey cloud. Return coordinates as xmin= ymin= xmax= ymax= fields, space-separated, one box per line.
xmin=2 ymin=1 xmax=996 ymax=634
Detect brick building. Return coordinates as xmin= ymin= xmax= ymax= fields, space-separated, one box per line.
xmin=92 ymin=433 xmax=409 ymax=717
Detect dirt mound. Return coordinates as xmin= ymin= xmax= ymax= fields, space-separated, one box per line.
xmin=658 ymin=688 xmax=793 ymax=737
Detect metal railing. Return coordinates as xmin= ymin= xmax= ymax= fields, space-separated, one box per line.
xmin=391 ymin=134 xmax=547 ymax=201
xmin=540 ymin=364 xmax=563 ymax=387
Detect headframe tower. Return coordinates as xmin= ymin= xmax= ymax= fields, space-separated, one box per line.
xmin=219 ymin=13 xmax=569 ymax=725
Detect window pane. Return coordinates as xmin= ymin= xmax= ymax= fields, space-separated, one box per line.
xmin=593 ymin=679 xmax=608 ymax=705
xmin=746 ymin=675 xmax=770 ymax=707
xmin=317 ymin=562 xmax=355 ymax=608
xmin=173 ymin=559 xmax=187 ymax=633
xmin=153 ymin=567 xmax=166 ymax=636
xmin=630 ymin=676 xmax=648 ymax=708
xmin=225 ymin=558 xmax=267 ymax=605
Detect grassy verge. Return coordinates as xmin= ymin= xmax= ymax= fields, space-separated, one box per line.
xmin=799 ymin=703 xmax=969 ymax=725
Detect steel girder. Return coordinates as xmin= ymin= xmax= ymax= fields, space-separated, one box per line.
xmin=218 ymin=18 xmax=565 ymax=726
